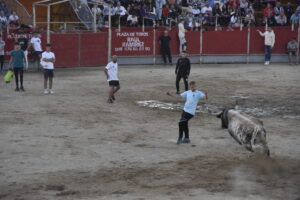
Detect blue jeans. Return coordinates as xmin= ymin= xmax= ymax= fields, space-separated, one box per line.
xmin=265 ymin=45 xmax=272 ymax=62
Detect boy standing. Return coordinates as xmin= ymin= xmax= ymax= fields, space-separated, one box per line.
xmin=41 ymin=44 xmax=55 ymax=94
xmin=167 ymin=81 xmax=208 ymax=144
xmin=104 ymin=55 xmax=120 ymax=104
xmin=9 ymin=42 xmax=26 ymax=91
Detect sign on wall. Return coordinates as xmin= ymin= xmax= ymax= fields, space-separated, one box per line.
xmin=112 ymin=31 xmax=153 ymax=56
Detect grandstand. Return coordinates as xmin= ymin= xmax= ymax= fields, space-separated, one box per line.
xmin=1 ymin=0 xmax=300 ymax=66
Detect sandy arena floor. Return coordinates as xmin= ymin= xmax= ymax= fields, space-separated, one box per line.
xmin=0 ymin=63 xmax=299 ymax=200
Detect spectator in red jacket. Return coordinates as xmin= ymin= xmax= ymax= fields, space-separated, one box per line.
xmin=263 ymin=3 xmax=275 ymax=25
xmin=162 ymin=4 xmax=169 ymax=26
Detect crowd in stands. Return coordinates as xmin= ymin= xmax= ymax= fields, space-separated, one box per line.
xmin=0 ymin=0 xmax=20 ymax=31
xmin=87 ymin=0 xmax=300 ymax=29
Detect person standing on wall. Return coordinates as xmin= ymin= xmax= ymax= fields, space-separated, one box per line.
xmin=40 ymin=44 xmax=55 ymax=94
xmin=104 ymin=55 xmax=120 ymax=104
xmin=9 ymin=42 xmax=26 ymax=91
xmin=175 ymin=51 xmax=190 ymax=94
xmin=159 ymin=30 xmax=172 ymax=65
xmin=178 ymin=19 xmax=187 ymax=53
xmin=257 ymin=27 xmax=275 ymax=66
xmin=0 ymin=34 xmax=5 ymax=73
xmin=17 ymin=29 xmax=29 ymax=69
xmin=28 ymin=32 xmax=42 ymax=70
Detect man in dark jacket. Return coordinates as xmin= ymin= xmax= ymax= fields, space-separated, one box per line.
xmin=175 ymin=51 xmax=190 ymax=94
xmin=159 ymin=30 xmax=172 ymax=65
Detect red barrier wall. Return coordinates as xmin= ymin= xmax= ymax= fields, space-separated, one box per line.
xmin=3 ymin=27 xmax=297 ymax=67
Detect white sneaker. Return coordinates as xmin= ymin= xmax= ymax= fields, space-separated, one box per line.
xmin=49 ymin=90 xmax=54 ymax=94
xmin=264 ymin=61 xmax=270 ymax=65
xmin=44 ymin=89 xmax=49 ymax=94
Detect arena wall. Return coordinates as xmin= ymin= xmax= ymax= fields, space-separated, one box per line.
xmin=3 ymin=26 xmax=298 ymax=67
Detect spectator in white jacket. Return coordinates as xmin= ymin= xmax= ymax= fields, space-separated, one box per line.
xmin=178 ymin=19 xmax=187 ymax=53
xmin=257 ymin=27 xmax=275 ymax=65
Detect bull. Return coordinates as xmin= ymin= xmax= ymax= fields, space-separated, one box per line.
xmin=215 ymin=107 xmax=270 ymax=156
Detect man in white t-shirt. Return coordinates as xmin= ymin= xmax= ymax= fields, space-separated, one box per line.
xmin=40 ymin=44 xmax=55 ymax=94
xmin=104 ymin=55 xmax=120 ymax=104
xmin=29 ymin=32 xmax=43 ymax=69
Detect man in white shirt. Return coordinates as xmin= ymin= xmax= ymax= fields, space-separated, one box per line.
xmin=257 ymin=27 xmax=275 ymax=65
xmin=29 ymin=32 xmax=43 ymax=69
xmin=178 ymin=19 xmax=187 ymax=53
xmin=167 ymin=81 xmax=208 ymax=144
xmin=41 ymin=44 xmax=55 ymax=94
xmin=104 ymin=55 xmax=120 ymax=104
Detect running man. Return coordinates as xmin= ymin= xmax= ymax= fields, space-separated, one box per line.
xmin=41 ymin=44 xmax=55 ymax=94
xmin=104 ymin=55 xmax=120 ymax=104
xmin=175 ymin=51 xmax=190 ymax=94
xmin=9 ymin=42 xmax=26 ymax=91
xmin=167 ymin=81 xmax=208 ymax=144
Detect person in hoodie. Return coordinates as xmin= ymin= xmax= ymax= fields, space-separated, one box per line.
xmin=257 ymin=27 xmax=275 ymax=66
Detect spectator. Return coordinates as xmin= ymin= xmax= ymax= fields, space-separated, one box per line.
xmin=159 ymin=30 xmax=172 ymax=65
xmin=162 ymin=4 xmax=169 ymax=26
xmin=290 ymin=10 xmax=300 ymax=25
xmin=220 ymin=3 xmax=230 ymax=26
xmin=0 ymin=2 xmax=9 ymax=17
xmin=8 ymin=11 xmax=20 ymax=26
xmin=178 ymin=19 xmax=187 ymax=53
xmin=263 ymin=3 xmax=275 ymax=25
xmin=0 ymin=11 xmax=7 ymax=30
xmin=284 ymin=2 xmax=293 ymax=24
xmin=257 ymin=27 xmax=275 ymax=65
xmin=155 ymin=0 xmax=164 ymax=21
xmin=275 ymin=11 xmax=287 ymax=26
xmin=273 ymin=2 xmax=284 ymax=16
xmin=245 ymin=9 xmax=255 ymax=25
xmin=127 ymin=13 xmax=138 ymax=26
xmin=287 ymin=38 xmax=298 ymax=65
xmin=240 ymin=0 xmax=249 ymax=16
xmin=114 ymin=2 xmax=128 ymax=26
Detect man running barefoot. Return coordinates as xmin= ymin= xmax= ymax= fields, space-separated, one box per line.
xmin=167 ymin=81 xmax=208 ymax=144
xmin=104 ymin=55 xmax=120 ymax=104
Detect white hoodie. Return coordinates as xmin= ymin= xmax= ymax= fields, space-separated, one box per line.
xmin=259 ymin=31 xmax=275 ymax=47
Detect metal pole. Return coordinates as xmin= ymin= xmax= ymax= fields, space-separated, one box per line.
xmin=93 ymin=5 xmax=97 ymax=33
xmin=108 ymin=5 xmax=112 ymax=62
xmin=118 ymin=16 xmax=121 ymax=32
xmin=33 ymin=4 xmax=36 ymax=29
xmin=297 ymin=19 xmax=300 ymax=64
xmin=215 ymin=16 xmax=217 ymax=31
xmin=78 ymin=33 xmax=81 ymax=67
xmin=142 ymin=17 xmax=144 ymax=32
xmin=292 ymin=21 xmax=294 ymax=32
xmin=153 ymin=20 xmax=156 ymax=65
xmin=247 ymin=25 xmax=250 ymax=64
xmin=200 ymin=22 xmax=203 ymax=64
xmin=47 ymin=5 xmax=50 ymax=43
xmin=64 ymin=22 xmax=67 ymax=32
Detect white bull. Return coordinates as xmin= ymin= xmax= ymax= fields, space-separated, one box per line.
xmin=216 ymin=107 xmax=270 ymax=156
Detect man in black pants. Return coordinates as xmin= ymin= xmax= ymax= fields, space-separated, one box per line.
xmin=0 ymin=34 xmax=5 ymax=73
xmin=175 ymin=51 xmax=190 ymax=94
xmin=167 ymin=81 xmax=208 ymax=144
xmin=159 ymin=30 xmax=172 ymax=65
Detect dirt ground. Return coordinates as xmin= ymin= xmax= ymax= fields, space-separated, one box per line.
xmin=0 ymin=63 xmax=299 ymax=200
